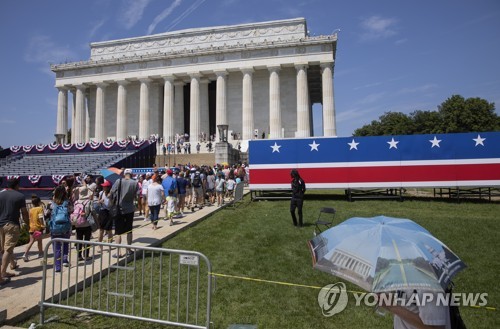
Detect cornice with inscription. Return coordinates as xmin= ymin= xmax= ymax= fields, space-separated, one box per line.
xmin=51 ymin=35 xmax=336 ymax=77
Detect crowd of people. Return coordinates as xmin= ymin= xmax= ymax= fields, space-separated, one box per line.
xmin=0 ymin=162 xmax=249 ymax=284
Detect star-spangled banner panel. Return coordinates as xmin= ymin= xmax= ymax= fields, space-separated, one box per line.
xmin=248 ymin=132 xmax=500 ymax=189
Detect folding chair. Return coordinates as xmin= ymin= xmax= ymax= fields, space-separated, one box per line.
xmin=314 ymin=207 xmax=336 ymax=234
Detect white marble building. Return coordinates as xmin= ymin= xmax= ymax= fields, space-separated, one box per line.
xmin=52 ymin=17 xmax=338 ymax=148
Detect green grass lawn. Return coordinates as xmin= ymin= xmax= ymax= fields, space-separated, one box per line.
xmin=22 ymin=194 xmax=500 ymax=328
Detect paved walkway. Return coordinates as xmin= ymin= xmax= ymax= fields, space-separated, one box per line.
xmin=0 ymin=201 xmax=232 ymax=326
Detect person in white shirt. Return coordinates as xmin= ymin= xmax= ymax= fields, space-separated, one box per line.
xmin=383 ymin=290 xmax=450 ymax=329
xmin=225 ymin=172 xmax=236 ymax=201
xmin=147 ymin=176 xmax=165 ymax=230
xmin=141 ymin=173 xmax=152 ymax=220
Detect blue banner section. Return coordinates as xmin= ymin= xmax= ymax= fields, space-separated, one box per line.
xmin=249 ymin=132 xmax=500 ymax=164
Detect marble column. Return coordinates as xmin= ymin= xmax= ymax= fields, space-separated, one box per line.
xmin=189 ymin=74 xmax=201 ymax=143
xmin=116 ymin=80 xmax=129 ymax=141
xmin=73 ymin=85 xmax=86 ymax=143
xmin=295 ymin=63 xmax=310 ymax=137
xmin=139 ymin=78 xmax=151 ymax=140
xmin=163 ymin=76 xmax=174 ymax=144
xmin=268 ymin=66 xmax=282 ymax=138
xmin=215 ymin=70 xmax=227 ymax=142
xmin=94 ymin=82 xmax=108 ymax=142
xmin=85 ymin=91 xmax=90 ymax=142
xmin=241 ymin=68 xmax=254 ymax=140
xmin=55 ymin=87 xmax=68 ymax=144
xmin=321 ymin=62 xmax=336 ymax=136
xmin=71 ymin=89 xmax=76 ymax=142
xmin=200 ymin=78 xmax=210 ymax=142
xmin=174 ymin=81 xmax=185 ymax=140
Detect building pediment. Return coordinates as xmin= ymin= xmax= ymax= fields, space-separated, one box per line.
xmin=89 ymin=18 xmax=308 ymax=61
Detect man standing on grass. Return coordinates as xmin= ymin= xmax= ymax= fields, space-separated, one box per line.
xmin=111 ymin=169 xmax=138 ymax=258
xmin=0 ymin=177 xmax=29 ymax=286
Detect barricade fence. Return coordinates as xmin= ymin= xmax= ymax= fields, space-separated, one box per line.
xmin=40 ymin=239 xmax=212 ymax=329
xmin=232 ymin=182 xmax=245 ymax=205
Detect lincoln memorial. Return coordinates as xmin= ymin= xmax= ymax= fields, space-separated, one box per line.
xmin=52 ymin=17 xmax=338 ymax=149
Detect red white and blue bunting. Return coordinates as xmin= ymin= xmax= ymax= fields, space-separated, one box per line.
xmin=117 ymin=140 xmax=129 ymax=148
xmin=35 ymin=144 xmax=46 ymax=152
xmin=7 ymin=175 xmax=20 ymax=181
xmin=48 ymin=143 xmax=59 ymax=151
xmin=103 ymin=141 xmax=114 ymax=149
xmin=75 ymin=142 xmax=87 ymax=150
xmin=28 ymin=175 xmax=42 ymax=185
xmin=7 ymin=139 xmax=153 ymax=154
xmin=52 ymin=175 xmax=66 ymax=185
xmin=132 ymin=140 xmax=145 ymax=148
xmin=89 ymin=141 xmax=101 ymax=149
xmin=61 ymin=143 xmax=73 ymax=151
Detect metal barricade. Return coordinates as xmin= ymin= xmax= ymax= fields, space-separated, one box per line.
xmin=40 ymin=238 xmax=212 ymax=329
xmin=232 ymin=182 xmax=245 ymax=205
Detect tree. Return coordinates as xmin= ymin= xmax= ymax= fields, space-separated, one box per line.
xmin=438 ymin=95 xmax=498 ymax=133
xmin=410 ymin=110 xmax=441 ymax=134
xmin=353 ymin=95 xmax=498 ymax=136
xmin=354 ymin=111 xmax=413 ymax=136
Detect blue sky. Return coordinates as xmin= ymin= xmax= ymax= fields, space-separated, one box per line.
xmin=1 ymin=0 xmax=499 ymax=148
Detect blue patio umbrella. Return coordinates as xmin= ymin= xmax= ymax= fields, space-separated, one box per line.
xmin=308 ymin=216 xmax=466 ymax=293
xmin=100 ymin=167 xmax=122 ymax=184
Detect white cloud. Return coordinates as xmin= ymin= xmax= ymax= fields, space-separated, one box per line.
xmin=24 ymin=35 xmax=78 ymax=75
xmin=356 ymin=92 xmax=387 ymax=105
xmin=89 ymin=19 xmax=107 ymax=39
xmin=0 ymin=119 xmax=16 ymax=124
xmin=118 ymin=0 xmax=152 ymax=29
xmin=395 ymin=38 xmax=407 ymax=45
xmin=164 ymin=0 xmax=206 ymax=32
xmin=397 ymin=84 xmax=438 ymax=95
xmin=147 ymin=0 xmax=183 ymax=35
xmin=359 ymin=15 xmax=398 ymax=42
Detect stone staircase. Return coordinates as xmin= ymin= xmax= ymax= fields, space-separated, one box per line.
xmin=156 ymin=153 xmax=216 ymax=167
xmin=156 ymin=151 xmax=248 ymax=167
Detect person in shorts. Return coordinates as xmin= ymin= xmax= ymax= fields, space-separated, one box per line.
xmin=22 ymin=195 xmax=45 ymax=261
xmin=0 ymin=177 xmax=29 ymax=284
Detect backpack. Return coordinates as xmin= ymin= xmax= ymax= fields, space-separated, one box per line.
xmin=70 ymin=201 xmax=88 ymax=226
xmin=50 ymin=201 xmax=72 ymax=235
xmin=192 ymin=174 xmax=201 ymax=188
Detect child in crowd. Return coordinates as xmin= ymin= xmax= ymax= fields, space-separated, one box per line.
xmin=23 ymin=195 xmax=45 ymax=261
xmin=226 ymin=172 xmax=236 ymax=201
xmin=215 ymin=172 xmax=226 ymax=206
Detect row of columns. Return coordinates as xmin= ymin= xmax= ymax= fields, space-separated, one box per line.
xmin=55 ymin=62 xmax=336 ymax=144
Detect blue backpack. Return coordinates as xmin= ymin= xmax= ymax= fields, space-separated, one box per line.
xmin=50 ymin=200 xmax=72 ymax=235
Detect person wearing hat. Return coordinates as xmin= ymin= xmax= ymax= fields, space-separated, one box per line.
xmin=97 ymin=180 xmax=113 ymax=252
xmin=110 ymin=168 xmax=139 ymax=258
xmin=290 ymin=169 xmax=306 ymax=227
